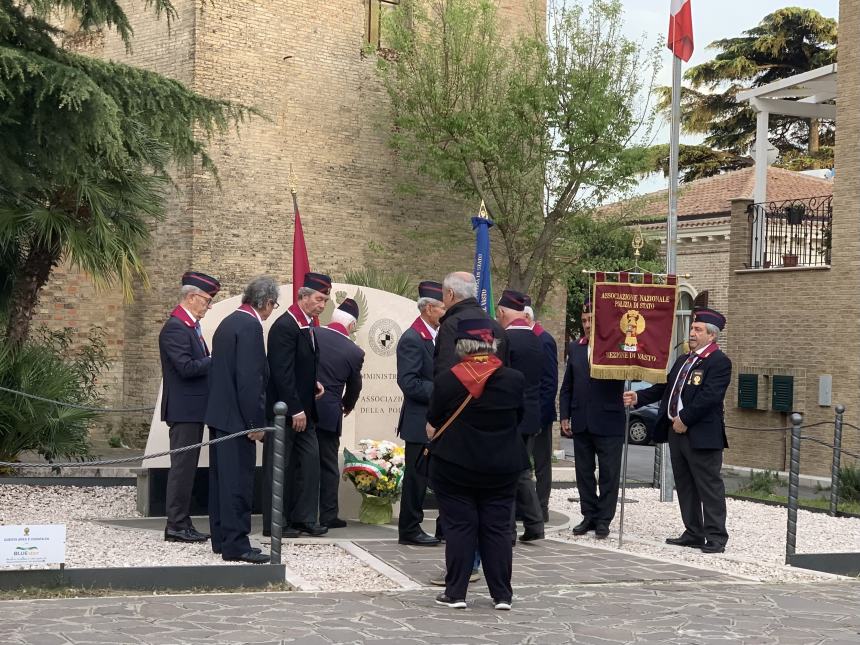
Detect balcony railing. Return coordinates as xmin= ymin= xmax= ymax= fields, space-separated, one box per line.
xmin=747 ymin=195 xmax=832 ymax=269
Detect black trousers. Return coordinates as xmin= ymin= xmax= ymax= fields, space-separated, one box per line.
xmin=208 ymin=427 xmax=255 ymax=557
xmin=668 ymin=430 xmax=728 ymax=545
xmin=316 ymin=429 xmax=341 ymax=524
xmin=165 ymin=422 xmax=204 ymax=531
xmin=262 ymin=421 xmax=321 ymax=532
xmin=514 ymin=434 xmax=544 ymax=534
xmin=398 ymin=440 xmax=431 ymax=538
xmin=533 ymin=422 xmax=554 ymax=522
xmin=572 ymin=431 xmax=624 ymax=526
xmin=431 ymin=474 xmax=516 ymax=603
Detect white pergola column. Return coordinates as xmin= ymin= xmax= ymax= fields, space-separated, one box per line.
xmin=751 ymin=106 xmax=770 ymax=268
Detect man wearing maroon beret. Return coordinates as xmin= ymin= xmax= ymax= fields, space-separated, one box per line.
xmin=159 ymin=271 xmax=220 ymax=544
xmin=624 ymin=307 xmax=732 ymax=554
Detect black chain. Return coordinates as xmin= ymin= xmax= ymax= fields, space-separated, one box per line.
xmin=0 ymin=426 xmax=276 ymax=469
xmin=0 ymin=385 xmax=155 ymax=413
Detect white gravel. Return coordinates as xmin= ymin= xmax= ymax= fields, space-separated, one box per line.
xmin=549 ymin=486 xmax=860 ymax=582
xmin=0 ymin=485 xmax=395 ymax=590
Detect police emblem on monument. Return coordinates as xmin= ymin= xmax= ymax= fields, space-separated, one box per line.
xmin=368 ymin=319 xmax=401 ymax=357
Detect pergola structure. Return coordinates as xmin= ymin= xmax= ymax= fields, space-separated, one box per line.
xmin=738 ymin=64 xmax=837 ymax=266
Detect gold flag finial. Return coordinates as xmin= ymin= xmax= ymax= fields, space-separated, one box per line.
xmin=478 ymin=199 xmax=489 ymax=219
xmin=289 ymin=164 xmax=298 ymax=195
xmin=632 ymin=225 xmax=644 ymax=261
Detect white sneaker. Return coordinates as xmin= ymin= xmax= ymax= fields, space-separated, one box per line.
xmin=435 ymin=593 xmax=467 ymax=609
xmin=494 ymin=599 xmax=512 ymax=610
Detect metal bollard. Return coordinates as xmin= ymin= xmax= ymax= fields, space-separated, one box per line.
xmin=658 ymin=443 xmax=674 ymax=502
xmin=270 ymin=402 xmax=288 ymax=565
xmin=785 ymin=412 xmax=803 ymax=562
xmin=652 ymin=442 xmax=661 ymax=489
xmin=829 ymin=404 xmax=845 ymax=517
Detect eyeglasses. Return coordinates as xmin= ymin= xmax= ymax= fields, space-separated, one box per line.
xmin=271 ymin=301 xmax=280 ymax=309
xmin=195 ymin=293 xmax=214 ymax=306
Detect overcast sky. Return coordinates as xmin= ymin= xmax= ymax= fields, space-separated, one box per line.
xmin=616 ymin=0 xmax=839 ymax=194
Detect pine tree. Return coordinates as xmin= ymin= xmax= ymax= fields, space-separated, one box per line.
xmin=0 ymin=0 xmax=253 ymax=345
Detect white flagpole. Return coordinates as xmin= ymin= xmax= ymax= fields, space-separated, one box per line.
xmin=659 ymin=54 xmax=682 ymax=503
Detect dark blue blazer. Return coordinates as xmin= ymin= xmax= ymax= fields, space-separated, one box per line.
xmin=395 ymin=325 xmax=435 ymax=444
xmin=266 ymin=310 xmax=320 ymax=423
xmin=635 ymin=349 xmax=732 ymax=450
xmin=315 ymin=327 xmax=365 ymax=436
xmin=506 ymin=327 xmax=543 ymax=436
xmin=159 ymin=315 xmax=211 ymax=424
xmin=204 ymin=310 xmax=268 ymax=432
xmin=536 ymin=328 xmax=558 ymax=427
xmin=558 ymin=340 xmax=626 ymax=437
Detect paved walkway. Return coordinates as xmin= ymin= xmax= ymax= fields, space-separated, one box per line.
xmin=2 ymin=580 xmax=860 ymax=644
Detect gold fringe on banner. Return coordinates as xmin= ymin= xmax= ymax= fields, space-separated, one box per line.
xmin=589 ymin=365 xmax=669 ymax=384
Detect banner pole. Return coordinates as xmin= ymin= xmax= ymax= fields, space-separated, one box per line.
xmin=618 ymin=379 xmax=632 ymax=548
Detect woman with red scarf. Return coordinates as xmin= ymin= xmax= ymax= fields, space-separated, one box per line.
xmin=426 ymin=318 xmax=529 ymax=610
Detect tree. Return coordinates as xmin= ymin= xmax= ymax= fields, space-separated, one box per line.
xmin=0 ymin=0 xmax=252 ymax=346
xmin=376 ymin=0 xmax=659 ymax=308
xmin=652 ymin=7 xmax=837 ymax=180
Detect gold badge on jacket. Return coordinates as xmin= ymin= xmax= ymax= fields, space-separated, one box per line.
xmin=689 ymin=369 xmax=704 ymax=386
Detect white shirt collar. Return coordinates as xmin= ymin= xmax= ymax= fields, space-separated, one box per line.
xmin=180 ymin=306 xmax=198 ymax=324
xmin=421 ymin=317 xmax=438 ymax=341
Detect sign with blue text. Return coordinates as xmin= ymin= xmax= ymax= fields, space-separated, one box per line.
xmin=0 ymin=524 xmax=66 ymax=566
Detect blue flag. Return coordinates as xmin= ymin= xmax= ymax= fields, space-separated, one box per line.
xmin=472 ymin=216 xmax=494 ymax=317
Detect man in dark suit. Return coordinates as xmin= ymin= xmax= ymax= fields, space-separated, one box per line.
xmin=523 ymin=296 xmax=558 ymax=524
xmin=315 ymin=298 xmax=365 ymax=529
xmin=159 ymin=271 xmax=221 ymax=544
xmin=264 ymin=272 xmax=330 ymax=537
xmin=205 ymin=275 xmax=280 ymax=564
xmin=435 ymin=272 xmax=508 ymax=375
xmin=559 ymin=299 xmax=626 ymax=539
xmin=396 ymin=281 xmax=445 ymax=546
xmin=624 ymin=307 xmax=732 ymax=554
xmin=496 ymin=289 xmax=544 ymax=543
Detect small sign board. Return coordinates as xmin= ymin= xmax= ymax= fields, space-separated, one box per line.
xmin=0 ymin=524 xmax=66 ymax=566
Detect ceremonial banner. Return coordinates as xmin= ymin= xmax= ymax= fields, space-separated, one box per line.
xmin=291 ymin=191 xmax=310 ymax=305
xmin=590 ymin=277 xmax=678 ymax=383
xmin=472 ymin=215 xmax=495 ymax=316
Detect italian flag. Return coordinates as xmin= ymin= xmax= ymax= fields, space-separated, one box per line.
xmin=668 ymin=0 xmax=694 ymax=62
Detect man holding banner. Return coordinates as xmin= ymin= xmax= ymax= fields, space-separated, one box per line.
xmin=623 ymin=307 xmax=731 ymax=554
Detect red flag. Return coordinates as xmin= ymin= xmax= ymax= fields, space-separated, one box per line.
xmin=668 ymin=0 xmax=693 ymax=62
xmin=291 ymin=192 xmax=310 ymax=304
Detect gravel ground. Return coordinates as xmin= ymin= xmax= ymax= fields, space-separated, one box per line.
xmin=0 ymin=485 xmax=394 ymax=590
xmin=550 ymin=486 xmax=860 ymax=582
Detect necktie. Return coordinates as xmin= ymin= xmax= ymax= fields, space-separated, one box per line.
xmin=668 ymin=353 xmax=698 ymax=418
xmin=194 ymin=322 xmax=208 ymax=355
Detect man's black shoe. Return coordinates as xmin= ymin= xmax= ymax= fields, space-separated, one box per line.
xmin=665 ymin=535 xmax=705 ymax=547
xmin=292 ymin=523 xmax=328 ymax=537
xmin=699 ymin=540 xmax=726 ymax=554
xmin=264 ymin=526 xmax=301 ymax=538
xmin=595 ymin=524 xmax=610 ymax=539
xmin=213 ymin=547 xmax=261 ymax=555
xmin=519 ymin=531 xmax=544 ymax=543
xmin=399 ymin=532 xmax=440 ymax=546
xmin=188 ymin=528 xmax=210 ymax=541
xmin=323 ymin=518 xmax=348 ymax=529
xmin=571 ymin=519 xmax=595 ymax=536
xmin=164 ymin=528 xmax=208 ymax=543
xmin=223 ymin=550 xmax=270 ymax=564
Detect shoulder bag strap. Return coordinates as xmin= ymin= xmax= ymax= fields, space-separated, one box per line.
xmin=430 ymin=394 xmax=473 ymax=442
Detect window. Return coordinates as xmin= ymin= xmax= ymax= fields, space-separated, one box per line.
xmin=367 ymin=0 xmax=400 ymax=49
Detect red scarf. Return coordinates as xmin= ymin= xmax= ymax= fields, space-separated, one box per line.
xmin=532 ymin=322 xmax=545 ymax=337
xmin=170 ymin=305 xmax=196 ymax=328
xmin=410 ymin=316 xmax=434 ymax=341
xmin=451 ymin=354 xmax=503 ymax=398
xmin=326 ymin=322 xmax=350 ymax=337
xmin=287 ymin=303 xmax=313 ymax=328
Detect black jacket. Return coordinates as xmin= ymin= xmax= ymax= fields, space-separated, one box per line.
xmin=434 ymin=297 xmax=509 ymax=376
xmin=506 ymin=327 xmax=543 ymax=435
xmin=395 ymin=324 xmax=435 ymax=444
xmin=558 ymin=340 xmax=625 ymax=436
xmin=266 ymin=310 xmax=320 ymax=423
xmin=159 ymin=315 xmax=211 ymax=424
xmin=315 ymin=326 xmax=365 ymax=435
xmin=635 ymin=348 xmax=732 ymax=450
xmin=427 ymin=367 xmax=529 ymax=481
xmin=535 ymin=327 xmax=559 ymax=427
xmin=204 ymin=310 xmax=268 ymax=432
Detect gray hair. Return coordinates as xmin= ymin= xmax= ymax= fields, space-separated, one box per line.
xmin=704 ymin=323 xmax=721 ymax=338
xmin=331 ymin=308 xmax=356 ymax=327
xmin=297 ymin=286 xmax=315 ymax=299
xmin=179 ymin=284 xmax=206 ymax=301
xmin=443 ymin=272 xmax=477 ymax=301
xmin=455 ymin=338 xmax=499 ymax=359
xmin=241 ymin=276 xmax=280 ymax=309
xmin=417 ymin=297 xmax=442 ymax=313
xmin=523 ymin=306 xmax=535 ymax=322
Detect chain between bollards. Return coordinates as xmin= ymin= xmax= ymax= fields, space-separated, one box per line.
xmin=785 ymin=412 xmax=803 ymax=563
xmin=829 ymin=404 xmax=845 ymax=517
xmin=270 ymin=402 xmax=288 ymax=566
